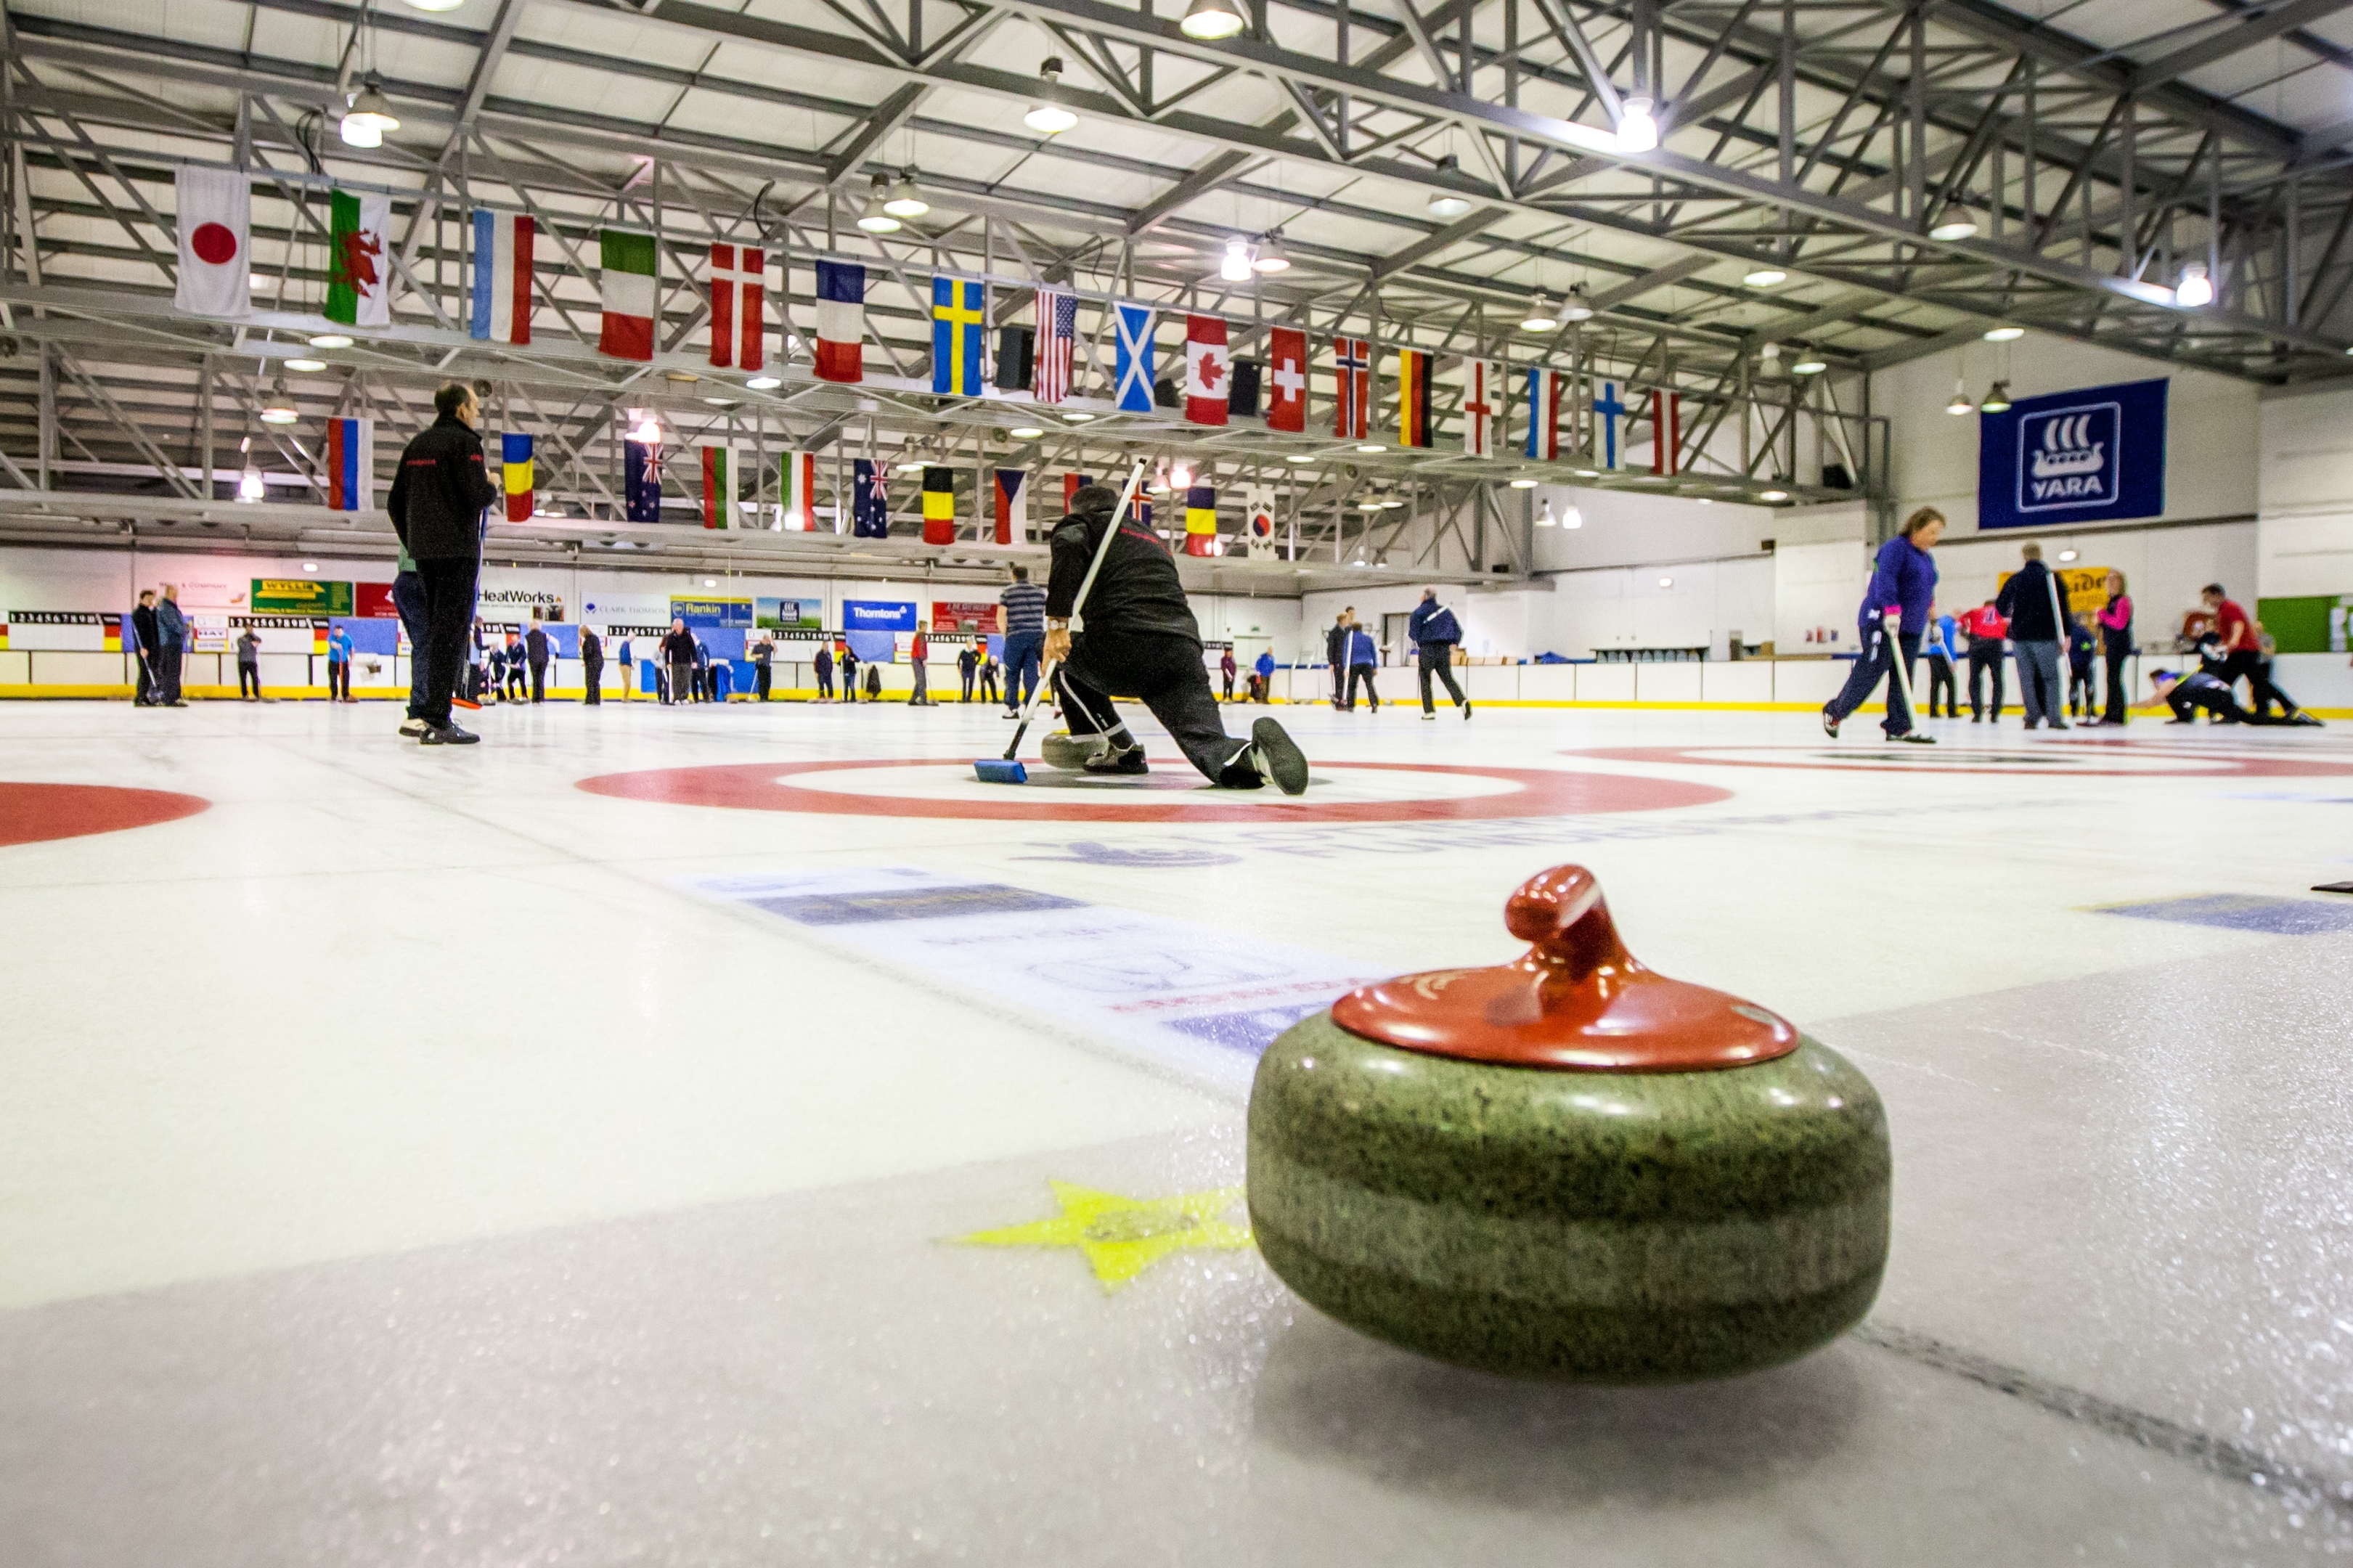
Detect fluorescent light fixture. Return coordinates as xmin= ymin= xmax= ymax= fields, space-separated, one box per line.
xmin=1065 ymin=411 xmax=1094 ymax=422
xmin=1761 ymin=488 xmax=1790 ymax=501
xmin=1220 ymin=236 xmax=1255 ymax=282
xmin=745 ymin=375 xmax=781 ymax=390
xmin=1252 ymin=234 xmax=1290 ymax=272
xmin=1009 ymin=425 xmax=1045 ymax=439
xmin=2174 ymin=262 xmax=2214 ymax=309
xmin=1658 ymin=576 xmax=1674 ymax=588
xmin=1615 ymin=96 xmax=1659 ymax=153
xmin=308 ymin=333 xmax=352 ymax=349
xmin=1927 ymin=203 xmax=1978 ymax=242
xmin=702 ymin=578 xmax=718 ymax=589
xmin=894 ymin=458 xmax=926 ymax=472
xmin=1744 ymin=267 xmax=1787 ymax=287
xmin=1520 ymin=295 xmax=1559 ymax=332
xmin=284 ymin=357 xmax=326 ymax=372
xmin=401 ymin=0 xmax=465 ymax=9
xmin=2058 ymin=548 xmax=2079 ymax=563
xmin=1286 ymin=453 xmax=1318 ymax=462
xmin=881 ymin=170 xmax=929 ymax=218
xmin=1355 ymin=443 xmax=1385 ymax=454
xmin=1508 ymin=476 xmax=1539 ymax=489
xmin=701 ymin=396 xmax=735 ymax=407
xmin=1983 ymin=324 xmax=2024 ymax=342
xmin=303 ymin=561 xmax=318 ymax=573
xmin=1179 ymin=0 xmax=1247 ymax=40
xmin=1573 ymin=468 xmax=1598 ymax=477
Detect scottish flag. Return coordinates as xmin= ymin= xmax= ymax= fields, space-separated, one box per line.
xmin=1114 ymin=303 xmax=1156 ymax=412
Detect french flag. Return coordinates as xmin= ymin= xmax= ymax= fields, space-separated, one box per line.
xmin=325 ymin=417 xmax=374 ymax=511
xmin=815 ymin=260 xmax=864 ymax=383
xmin=471 ymin=211 xmax=533 ymax=345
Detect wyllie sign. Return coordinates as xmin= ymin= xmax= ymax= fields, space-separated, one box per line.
xmin=1975 ymin=377 xmax=2166 ymax=531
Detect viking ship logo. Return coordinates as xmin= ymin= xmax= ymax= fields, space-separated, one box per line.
xmin=2016 ymin=399 xmax=2120 ymax=512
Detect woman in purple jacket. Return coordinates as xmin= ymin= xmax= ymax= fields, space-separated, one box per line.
xmin=1823 ymin=508 xmax=1945 ymax=743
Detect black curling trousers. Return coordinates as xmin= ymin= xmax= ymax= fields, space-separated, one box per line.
xmin=1055 ymin=631 xmax=1256 ymax=785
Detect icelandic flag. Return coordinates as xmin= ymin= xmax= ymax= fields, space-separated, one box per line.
xmin=624 ymin=438 xmax=664 ymax=522
xmin=931 ymin=276 xmax=984 ymax=396
xmin=1114 ymin=303 xmax=1156 ymax=412
xmin=782 ymin=450 xmax=817 ymax=531
xmin=470 ymin=210 xmax=533 ymax=344
xmin=325 ymin=417 xmax=374 ymax=511
xmin=598 ymin=229 xmax=658 ymax=361
xmin=1183 ymin=484 xmax=1218 ymax=557
xmin=852 ymin=458 xmax=890 ymax=538
xmin=1183 ymin=314 xmax=1229 ymax=425
xmin=815 ymin=260 xmax=865 ymax=383
xmin=1525 ymin=367 xmax=1562 ymax=460
xmin=993 ymin=467 xmax=1027 ymax=545
xmin=501 ymin=432 xmax=533 ymax=522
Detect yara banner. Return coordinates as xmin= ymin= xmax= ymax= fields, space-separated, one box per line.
xmin=1976 ymin=376 xmax=2166 ymax=531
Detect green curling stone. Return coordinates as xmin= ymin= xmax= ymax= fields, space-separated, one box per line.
xmin=1247 ymin=864 xmax=1890 ymax=1383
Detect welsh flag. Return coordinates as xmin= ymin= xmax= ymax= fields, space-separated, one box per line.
xmin=325 ymin=189 xmax=391 ymax=327
xmin=700 ymin=444 xmax=735 ymax=528
xmin=599 ymin=229 xmax=657 ymax=360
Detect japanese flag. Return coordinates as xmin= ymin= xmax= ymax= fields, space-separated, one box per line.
xmin=175 ymin=167 xmax=250 ymax=318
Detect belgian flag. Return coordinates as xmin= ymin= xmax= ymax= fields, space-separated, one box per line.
xmin=922 ymin=465 xmax=956 ymax=545
xmin=1397 ymin=348 xmax=1433 ymax=448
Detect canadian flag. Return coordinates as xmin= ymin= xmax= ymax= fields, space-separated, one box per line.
xmin=1265 ymin=326 xmax=1307 ymax=433
xmin=1183 ymin=314 xmax=1229 ymax=425
xmin=708 ymin=242 xmax=764 ymax=370
xmin=174 ymin=167 xmax=250 ymax=318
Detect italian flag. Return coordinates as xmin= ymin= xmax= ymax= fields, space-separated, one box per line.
xmin=599 ymin=229 xmax=657 ymax=361
xmin=700 ymin=444 xmax=735 ymax=529
xmin=781 ymin=450 xmax=818 ymax=531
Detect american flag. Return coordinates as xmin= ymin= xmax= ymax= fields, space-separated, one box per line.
xmin=1035 ymin=288 xmax=1076 ymax=404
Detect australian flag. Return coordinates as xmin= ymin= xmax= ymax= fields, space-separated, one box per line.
xmin=624 ymin=438 xmax=664 ymax=523
xmin=852 ymin=458 xmax=891 ymax=538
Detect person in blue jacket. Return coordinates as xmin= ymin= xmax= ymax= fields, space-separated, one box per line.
xmin=1253 ymin=647 xmax=1276 ymax=703
xmin=1824 ymin=507 xmax=1944 ymax=743
xmin=1921 ymin=608 xmax=1960 ymax=719
xmin=1408 ymin=587 xmax=1472 ymax=720
xmin=1343 ymin=619 xmax=1382 ymax=711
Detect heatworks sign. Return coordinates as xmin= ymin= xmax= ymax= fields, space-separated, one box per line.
xmin=1976 ymin=377 xmax=2166 ymax=531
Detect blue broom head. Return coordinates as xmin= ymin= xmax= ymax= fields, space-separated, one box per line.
xmin=972 ymin=759 xmax=1029 ymax=784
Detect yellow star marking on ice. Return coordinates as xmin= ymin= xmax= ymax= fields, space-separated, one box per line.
xmin=953 ymin=1180 xmax=1252 ymax=1293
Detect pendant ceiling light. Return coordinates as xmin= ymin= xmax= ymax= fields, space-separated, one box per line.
xmin=1024 ymin=57 xmax=1078 ymax=134
xmin=1983 ymin=324 xmax=2024 ymax=341
xmin=1179 ymin=0 xmax=1247 ymax=39
xmin=1946 ymin=380 xmax=1975 ymax=415
xmin=1560 ymin=286 xmax=1594 ymax=322
xmin=1252 ymin=233 xmax=1290 ymax=272
xmin=1927 ymin=202 xmax=1978 ymax=242
xmin=855 ymin=174 xmax=901 ymax=233
xmin=1427 ymin=155 xmax=1472 ymax=218
xmin=2174 ymin=262 xmax=2214 ymax=308
xmin=1219 ymin=236 xmax=1255 ymax=281
xmin=238 ymin=461 xmax=265 ymax=501
xmin=1520 ymin=295 xmax=1559 ymax=332
xmin=340 ymin=73 xmax=398 ymax=147
xmin=1535 ymin=499 xmax=1557 ymax=526
xmin=881 ymin=168 xmax=929 ymax=219
xmin=258 ymin=375 xmax=298 ymax=425
xmin=1979 ymin=380 xmax=2013 ymax=413
xmin=1615 ymin=96 xmax=1659 ymax=152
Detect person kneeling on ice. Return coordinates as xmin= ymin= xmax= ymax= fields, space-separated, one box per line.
xmin=2132 ymin=638 xmax=2324 ymax=727
xmin=1040 ymin=484 xmax=1308 ymax=794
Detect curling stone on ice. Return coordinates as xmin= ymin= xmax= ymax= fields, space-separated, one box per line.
xmin=1247 ymin=865 xmax=1890 ymax=1383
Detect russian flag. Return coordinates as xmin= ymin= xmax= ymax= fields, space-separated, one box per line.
xmin=470 ymin=211 xmax=533 ymax=346
xmin=325 ymin=417 xmax=374 ymax=511
xmin=502 ymin=432 xmax=533 ymax=522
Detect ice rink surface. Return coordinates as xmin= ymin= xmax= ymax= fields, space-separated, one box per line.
xmin=4 ymin=693 xmax=2352 ymax=1566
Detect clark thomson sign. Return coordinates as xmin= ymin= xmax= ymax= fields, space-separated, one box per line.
xmin=1975 ymin=377 xmax=2166 ymax=531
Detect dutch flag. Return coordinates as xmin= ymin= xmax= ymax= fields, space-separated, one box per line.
xmin=470 ymin=211 xmax=534 ymax=346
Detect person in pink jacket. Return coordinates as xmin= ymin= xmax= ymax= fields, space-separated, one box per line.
xmin=2095 ymin=571 xmax=2134 ymax=725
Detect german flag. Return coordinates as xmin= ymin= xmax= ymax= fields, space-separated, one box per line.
xmin=922 ymin=465 xmax=955 ymax=546
xmin=1397 ymin=348 xmax=1433 ymax=448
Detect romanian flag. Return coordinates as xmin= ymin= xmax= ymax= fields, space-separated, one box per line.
xmin=1397 ymin=348 xmax=1433 ymax=447
xmin=782 ymin=450 xmax=817 ymax=531
xmin=501 ymin=432 xmax=533 ymax=522
xmin=930 ymin=276 xmax=984 ymax=396
xmin=700 ymin=444 xmax=735 ymax=528
xmin=326 ymin=416 xmax=375 ymax=511
xmin=921 ymin=465 xmax=955 ymax=546
xmin=1183 ymin=484 xmax=1218 ymax=558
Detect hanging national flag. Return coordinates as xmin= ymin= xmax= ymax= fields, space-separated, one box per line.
xmin=470 ymin=210 xmax=533 ymax=345
xmin=1525 ymin=367 xmax=1563 ymax=460
xmin=1332 ymin=336 xmax=1369 ymax=438
xmin=921 ymin=465 xmax=956 ymax=545
xmin=814 ymin=260 xmax=865 ymax=383
xmin=624 ymin=438 xmax=664 ymax=521
xmin=1228 ymin=359 xmax=1262 ymax=420
xmin=707 ymin=242 xmax=764 ymax=370
xmin=1183 ymin=484 xmax=1218 ymax=558
xmin=1461 ymin=359 xmax=1501 ymax=459
xmin=931 ymin=276 xmax=984 ymax=396
xmin=598 ymin=229 xmax=658 ymax=361
xmin=325 ymin=189 xmax=391 ymax=328
xmin=1064 ymin=472 xmax=1093 ymax=512
xmin=502 ymin=432 xmax=534 ymax=523
xmin=1266 ymin=327 xmax=1307 ymax=433
xmin=852 ymin=458 xmax=891 ymax=538
xmin=1243 ymin=485 xmax=1278 ymax=557
xmin=1035 ymin=289 xmax=1076 ymax=404
xmin=324 ymin=417 xmax=375 ymax=511
xmin=781 ymin=451 xmax=817 ymax=531
xmin=995 ymin=324 xmax=1034 ymax=393
xmin=993 ymin=468 xmax=1028 ymax=545
xmin=700 ymin=444 xmax=735 ymax=528
xmin=174 ymin=166 xmax=250 ymax=317
xmin=1128 ymin=493 xmax=1153 ymax=532
xmin=1183 ymin=314 xmax=1230 ymax=425
xmin=1114 ymin=303 xmax=1157 ymax=412
xmin=1652 ymin=391 xmax=1682 ymax=476
xmin=1397 ymin=348 xmax=1433 ymax=448
xmin=1594 ymin=381 xmax=1628 ymax=470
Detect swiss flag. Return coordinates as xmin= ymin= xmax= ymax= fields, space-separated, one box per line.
xmin=1266 ymin=327 xmax=1306 ymax=433
xmin=1183 ymin=314 xmax=1229 ymax=426
xmin=175 ymin=167 xmax=250 ymax=318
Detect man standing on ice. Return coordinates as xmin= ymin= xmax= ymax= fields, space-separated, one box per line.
xmin=1040 ymin=484 xmax=1308 ymax=793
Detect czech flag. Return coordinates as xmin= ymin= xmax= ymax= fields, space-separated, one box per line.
xmin=501 ymin=432 xmax=533 ymax=522
xmin=325 ymin=416 xmax=375 ymax=511
xmin=992 ymin=467 xmax=1027 ymax=546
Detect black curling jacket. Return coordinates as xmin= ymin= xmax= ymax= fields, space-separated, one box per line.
xmin=1045 ymin=507 xmax=1200 ymax=642
xmin=386 ymin=414 xmax=500 ymax=563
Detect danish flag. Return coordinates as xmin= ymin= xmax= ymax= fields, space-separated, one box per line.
xmin=707 ymin=243 xmax=764 ymax=370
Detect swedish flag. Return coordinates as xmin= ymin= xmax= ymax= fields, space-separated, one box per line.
xmin=931 ymin=276 xmax=985 ymax=396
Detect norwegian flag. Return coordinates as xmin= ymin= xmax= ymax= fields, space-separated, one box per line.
xmin=1332 ymin=336 xmax=1370 ymax=439
xmin=1183 ymin=314 xmax=1230 ymax=425
xmin=1461 ymin=359 xmax=1502 ymax=459
xmin=708 ymin=243 xmax=764 ymax=370
xmin=1525 ymin=367 xmax=1563 ymax=460
xmin=1265 ymin=326 xmax=1307 ymax=433
xmin=1035 ymin=288 xmax=1076 ymax=404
